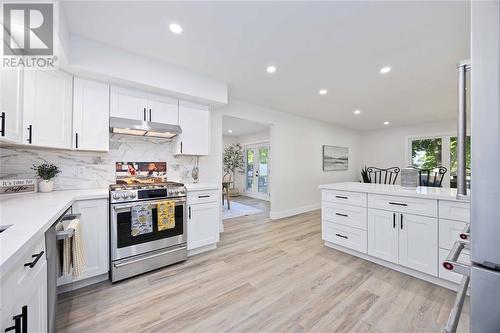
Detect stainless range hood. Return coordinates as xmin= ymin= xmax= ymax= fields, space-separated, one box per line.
xmin=109 ymin=117 xmax=182 ymax=139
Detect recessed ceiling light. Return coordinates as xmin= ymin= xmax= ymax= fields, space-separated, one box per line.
xmin=380 ymin=66 xmax=391 ymax=74
xmin=319 ymin=89 xmax=327 ymax=95
xmin=169 ymin=23 xmax=183 ymax=34
xmin=227 ymin=129 xmax=233 ymax=134
xmin=383 ymin=121 xmax=390 ymax=125
xmin=266 ymin=65 xmax=276 ymax=74
xmin=353 ymin=110 xmax=361 ymax=115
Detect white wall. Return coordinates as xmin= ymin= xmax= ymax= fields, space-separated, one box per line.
xmin=67 ymin=35 xmax=228 ymax=105
xmin=200 ymin=99 xmax=361 ymax=219
xmin=360 ymin=119 xmax=459 ymax=182
xmin=237 ymin=130 xmax=270 ymax=146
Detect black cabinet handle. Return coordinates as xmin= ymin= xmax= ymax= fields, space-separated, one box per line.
xmin=75 ymin=133 xmax=79 ymax=149
xmin=27 ymin=125 xmax=32 ymax=144
xmin=335 ymin=233 xmax=348 ymax=239
xmin=143 ymin=108 xmax=146 ymax=121
xmin=0 ymin=111 xmax=5 ymax=137
xmin=180 ymin=141 xmax=183 ymax=154
xmin=5 ymin=305 xmax=27 ymax=333
xmin=335 ymin=212 xmax=348 ymax=217
xmin=389 ymin=201 xmax=407 ymax=207
xmin=149 ymin=109 xmax=152 ymax=121
xmin=188 ymin=206 xmax=191 ymax=219
xmin=335 ymin=195 xmax=348 ymax=199
xmin=24 ymin=251 xmax=44 ymax=268
xmin=198 ymin=195 xmax=210 ymax=198
xmin=393 ymin=213 xmax=396 ymax=228
xmin=400 ymin=214 xmax=404 ymax=229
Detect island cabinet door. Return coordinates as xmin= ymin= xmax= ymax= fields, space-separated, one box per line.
xmin=398 ymin=213 xmax=438 ymax=276
xmin=368 ymin=209 xmax=399 ymax=264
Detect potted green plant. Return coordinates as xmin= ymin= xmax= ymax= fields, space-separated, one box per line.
xmin=32 ymin=163 xmax=61 ymax=193
xmin=223 ymin=143 xmax=244 ymax=190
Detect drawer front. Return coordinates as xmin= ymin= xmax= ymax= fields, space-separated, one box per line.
xmin=322 ymin=190 xmax=367 ymax=207
xmin=6 ymin=235 xmax=46 ymax=288
xmin=187 ymin=189 xmax=218 ymax=205
xmin=439 ymin=248 xmax=470 ymax=284
xmin=439 ymin=219 xmax=469 ymax=252
xmin=368 ymin=194 xmax=437 ymax=217
xmin=322 ymin=202 xmax=367 ymax=230
xmin=439 ymin=200 xmax=470 ymax=223
xmin=322 ymin=221 xmax=367 ymax=253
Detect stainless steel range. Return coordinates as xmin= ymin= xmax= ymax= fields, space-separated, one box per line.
xmin=109 ymin=182 xmax=187 ymax=282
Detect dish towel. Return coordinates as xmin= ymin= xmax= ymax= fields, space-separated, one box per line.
xmin=68 ymin=218 xmax=86 ymax=278
xmin=131 ymin=203 xmax=153 ymax=236
xmin=57 ymin=219 xmax=86 ymax=278
xmin=157 ymin=200 xmax=176 ymax=231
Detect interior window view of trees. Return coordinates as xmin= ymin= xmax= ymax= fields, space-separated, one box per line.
xmin=410 ymin=135 xmax=471 ymax=188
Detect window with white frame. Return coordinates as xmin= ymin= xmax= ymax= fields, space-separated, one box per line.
xmin=407 ymin=134 xmax=471 ymax=188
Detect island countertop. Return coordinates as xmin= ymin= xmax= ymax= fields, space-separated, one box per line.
xmin=319 ymin=182 xmax=470 ymax=202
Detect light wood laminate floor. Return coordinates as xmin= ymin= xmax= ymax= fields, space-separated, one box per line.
xmin=58 ymin=208 xmax=469 ymax=333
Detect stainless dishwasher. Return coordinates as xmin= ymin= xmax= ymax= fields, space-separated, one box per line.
xmin=45 ymin=207 xmax=80 ymax=333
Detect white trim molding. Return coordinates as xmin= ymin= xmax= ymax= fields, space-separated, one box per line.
xmin=270 ymin=203 xmax=320 ymax=220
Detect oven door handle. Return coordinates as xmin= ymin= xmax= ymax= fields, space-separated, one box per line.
xmin=112 ymin=198 xmax=186 ymax=211
xmin=113 ymin=245 xmax=187 ymax=268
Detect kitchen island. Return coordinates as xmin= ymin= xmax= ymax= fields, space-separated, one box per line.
xmin=319 ymin=182 xmax=470 ymax=290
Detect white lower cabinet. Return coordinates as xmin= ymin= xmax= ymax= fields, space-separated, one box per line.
xmin=1 ymin=237 xmax=47 ymax=333
xmin=368 ymin=209 xmax=438 ymax=276
xmin=367 ymin=209 xmax=399 ymax=264
xmin=187 ymin=189 xmax=220 ymax=253
xmin=322 ymin=221 xmax=367 ymax=253
xmin=398 ymin=213 xmax=438 ymax=276
xmin=58 ymin=198 xmax=109 ymax=286
xmin=0 ymin=66 xmax=24 ymax=143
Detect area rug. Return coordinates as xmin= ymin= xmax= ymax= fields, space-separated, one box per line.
xmin=222 ymin=201 xmax=263 ymax=220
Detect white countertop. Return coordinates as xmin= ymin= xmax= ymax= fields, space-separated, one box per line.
xmin=0 ymin=188 xmax=108 ymax=273
xmin=319 ymin=182 xmax=470 ymax=202
xmin=185 ymin=183 xmax=221 ymax=191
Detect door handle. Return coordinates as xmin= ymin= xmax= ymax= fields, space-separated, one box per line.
xmin=188 ymin=206 xmax=191 ymax=219
xmin=393 ymin=213 xmax=396 ymax=228
xmin=24 ymin=251 xmax=44 ymax=268
xmin=143 ymin=108 xmax=146 ymax=121
xmin=335 ymin=212 xmax=348 ymax=217
xmin=389 ymin=201 xmax=407 ymax=207
xmin=27 ymin=125 xmax=32 ymax=144
xmin=149 ymin=109 xmax=152 ymax=121
xmin=335 ymin=233 xmax=348 ymax=239
xmin=5 ymin=305 xmax=27 ymax=333
xmin=0 ymin=111 xmax=5 ymax=137
xmin=335 ymin=195 xmax=348 ymax=199
xmin=75 ymin=132 xmax=79 ymax=149
xmin=400 ymin=214 xmax=403 ymax=229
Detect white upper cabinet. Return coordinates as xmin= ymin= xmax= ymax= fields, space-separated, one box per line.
xmin=23 ymin=70 xmax=73 ymax=149
xmin=147 ymin=93 xmax=178 ymax=124
xmin=110 ymin=86 xmax=148 ymax=121
xmin=73 ymin=78 xmax=110 ymax=151
xmin=177 ymin=100 xmax=210 ymax=155
xmin=110 ymin=86 xmax=180 ymax=124
xmin=0 ymin=67 xmax=23 ymax=143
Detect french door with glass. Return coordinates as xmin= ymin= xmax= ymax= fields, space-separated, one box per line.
xmin=244 ymin=144 xmax=270 ymax=200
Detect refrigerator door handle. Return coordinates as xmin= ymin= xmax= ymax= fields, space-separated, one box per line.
xmin=443 ymin=275 xmax=470 ymax=333
xmin=442 ymin=241 xmax=471 ymax=276
xmin=456 ymin=60 xmax=471 ymax=200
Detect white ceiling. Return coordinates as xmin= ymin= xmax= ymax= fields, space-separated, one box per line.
xmin=222 ymin=116 xmax=270 ymax=137
xmin=62 ymin=1 xmax=470 ymax=131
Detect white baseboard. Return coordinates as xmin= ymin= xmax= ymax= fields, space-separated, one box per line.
xmin=269 ymin=203 xmax=320 ymax=220
xmin=188 ymin=243 xmax=217 ymax=257
xmin=57 ymin=273 xmax=109 ymax=294
xmin=324 ymin=242 xmax=462 ymax=292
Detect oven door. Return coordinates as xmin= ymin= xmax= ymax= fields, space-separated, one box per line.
xmin=110 ymin=197 xmax=186 ymax=261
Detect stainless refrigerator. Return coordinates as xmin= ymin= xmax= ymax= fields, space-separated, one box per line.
xmin=443 ymin=2 xmax=500 ymax=332
xmin=469 ymin=1 xmax=500 ymax=332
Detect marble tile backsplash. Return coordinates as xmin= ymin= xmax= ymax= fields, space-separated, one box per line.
xmin=0 ymin=134 xmax=199 ymax=190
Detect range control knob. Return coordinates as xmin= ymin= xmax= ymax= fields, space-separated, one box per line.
xmin=112 ymin=193 xmax=120 ymax=200
xmin=129 ymin=192 xmax=137 ymax=199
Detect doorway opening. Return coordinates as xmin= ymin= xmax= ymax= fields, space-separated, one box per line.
xmin=222 ymin=116 xmax=271 ymax=220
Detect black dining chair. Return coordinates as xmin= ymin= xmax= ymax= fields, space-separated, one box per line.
xmin=416 ymin=166 xmax=447 ymax=187
xmin=366 ymin=167 xmax=401 ymax=184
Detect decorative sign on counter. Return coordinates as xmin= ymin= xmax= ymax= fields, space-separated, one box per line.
xmin=401 ymin=168 xmax=418 ymax=188
xmin=0 ymin=179 xmax=36 ymax=194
